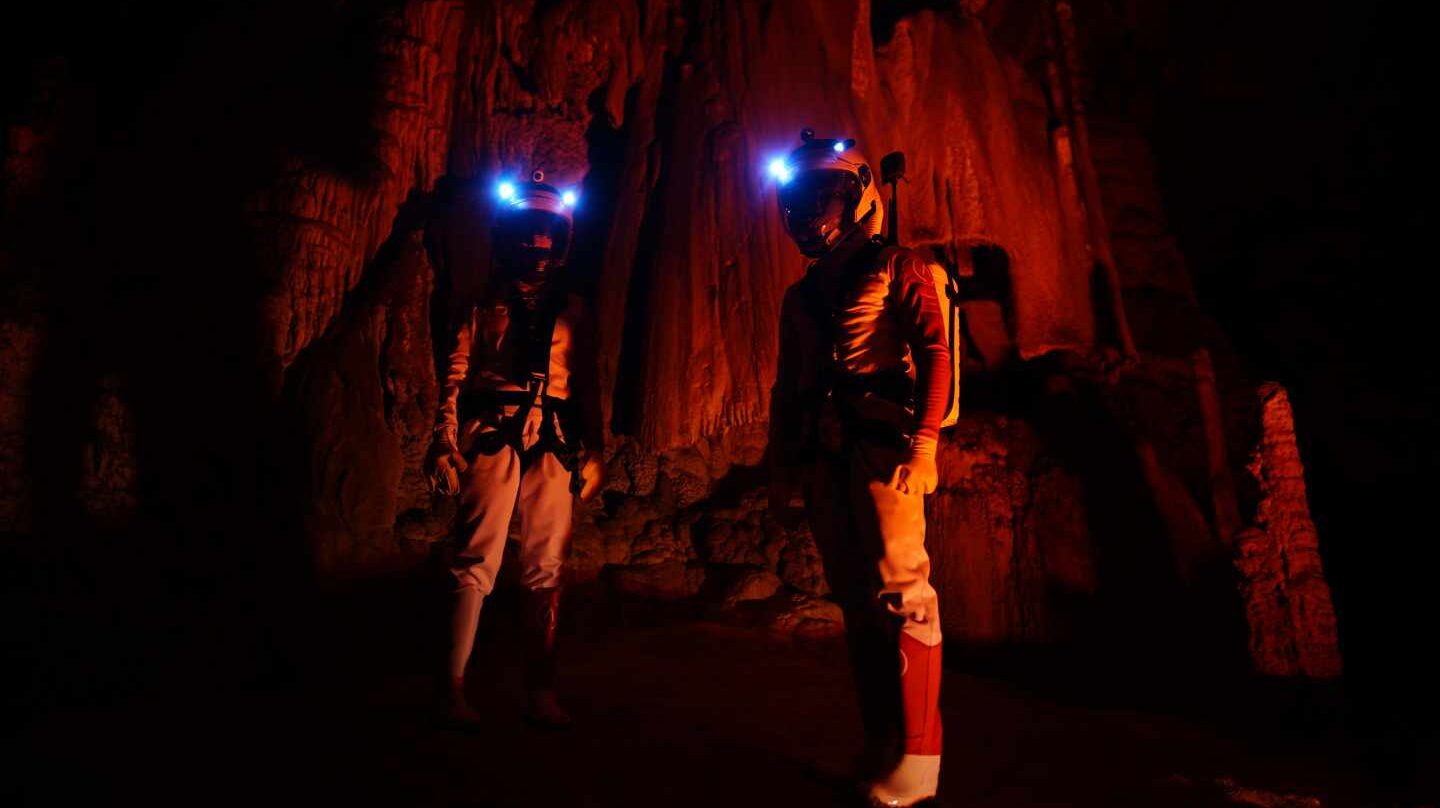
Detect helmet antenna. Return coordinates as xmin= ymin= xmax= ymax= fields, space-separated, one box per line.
xmin=879 ymin=151 xmax=907 ymax=247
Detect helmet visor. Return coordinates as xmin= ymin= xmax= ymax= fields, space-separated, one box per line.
xmin=777 ymin=169 xmax=860 ymax=238
xmin=492 ymin=209 xmax=572 ymax=269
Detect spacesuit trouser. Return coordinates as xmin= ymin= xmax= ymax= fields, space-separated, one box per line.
xmin=448 ymin=445 xmax=574 ymax=683
xmin=805 ymin=437 xmax=943 ymax=780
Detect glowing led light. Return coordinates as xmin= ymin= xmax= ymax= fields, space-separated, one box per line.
xmin=562 ymin=189 xmax=579 ymax=207
xmin=833 ymin=140 xmax=846 ymax=152
xmin=496 ymin=181 xmax=516 ymax=201
xmin=768 ymin=157 xmax=794 ymax=184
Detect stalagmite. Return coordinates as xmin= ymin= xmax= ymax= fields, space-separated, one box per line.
xmin=1234 ymin=383 xmax=1343 ymax=678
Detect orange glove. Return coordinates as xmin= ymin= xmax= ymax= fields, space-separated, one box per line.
xmin=577 ymin=450 xmax=606 ymax=502
xmin=889 ymin=445 xmax=938 ymax=496
xmin=425 ymin=429 xmax=469 ymax=496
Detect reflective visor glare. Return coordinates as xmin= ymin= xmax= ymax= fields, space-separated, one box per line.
xmin=778 ymin=171 xmax=859 ymax=220
xmin=495 ymin=210 xmax=571 ymax=258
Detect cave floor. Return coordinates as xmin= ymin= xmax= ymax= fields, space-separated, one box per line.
xmin=26 ymin=604 xmax=1371 ymax=807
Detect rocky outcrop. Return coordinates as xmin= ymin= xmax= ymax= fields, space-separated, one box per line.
xmin=220 ymin=1 xmax=1342 ymax=667
xmin=236 ymin=0 xmax=1120 ymax=588
xmin=253 ymin=1 xmax=466 ymax=382
xmin=1234 ymin=383 xmax=1343 ymax=678
xmin=929 ymin=413 xmax=1094 ymax=644
xmin=0 ymin=0 xmax=1345 ymax=679
xmin=284 ymin=228 xmax=439 ymax=576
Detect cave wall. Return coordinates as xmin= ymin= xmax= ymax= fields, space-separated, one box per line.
xmin=1 ymin=0 xmax=1345 ymax=681
xmin=252 ymin=0 xmax=1101 ymax=457
xmin=238 ymin=0 xmax=1111 ymax=583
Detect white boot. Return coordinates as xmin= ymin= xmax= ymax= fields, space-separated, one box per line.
xmin=447 ymin=676 xmax=484 ymax=725
xmin=446 ymin=588 xmax=485 ymax=725
xmin=867 ymin=754 xmax=940 ymax=807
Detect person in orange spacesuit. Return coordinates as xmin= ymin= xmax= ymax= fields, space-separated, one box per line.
xmin=768 ymin=131 xmax=953 ymax=807
xmin=425 ymin=172 xmax=605 ymax=729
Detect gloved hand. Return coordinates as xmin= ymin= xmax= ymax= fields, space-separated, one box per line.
xmin=577 ymin=450 xmax=606 ymax=502
xmin=889 ymin=450 xmax=938 ymax=496
xmin=425 ymin=429 xmax=469 ymax=496
xmin=520 ymin=406 xmax=544 ymax=452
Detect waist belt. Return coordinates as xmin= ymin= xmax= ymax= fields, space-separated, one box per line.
xmin=832 ymin=369 xmax=913 ymax=409
xmin=459 ymin=390 xmax=577 ymax=420
xmin=797 ymin=370 xmax=914 ymax=456
xmin=458 ymin=390 xmax=583 ymax=472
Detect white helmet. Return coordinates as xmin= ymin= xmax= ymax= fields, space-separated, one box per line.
xmin=770 ymin=129 xmax=884 ymax=258
xmin=491 ymin=170 xmax=580 ymax=279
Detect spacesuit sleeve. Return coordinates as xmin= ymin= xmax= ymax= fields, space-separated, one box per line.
xmin=894 ymin=251 xmax=951 ymax=458
xmin=435 ymin=306 xmax=476 ymax=441
xmin=769 ymin=286 xmax=804 ymax=474
xmin=572 ymin=299 xmax=606 ymax=455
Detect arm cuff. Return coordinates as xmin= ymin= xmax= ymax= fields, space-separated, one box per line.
xmin=908 ymin=436 xmax=938 ymax=459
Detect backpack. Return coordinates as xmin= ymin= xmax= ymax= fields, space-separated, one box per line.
xmin=876 ymin=245 xmax=963 ymax=430
xmin=803 ymin=242 xmax=963 ymax=431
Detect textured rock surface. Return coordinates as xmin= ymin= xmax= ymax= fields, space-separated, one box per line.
xmin=929 ymin=413 xmax=1093 ymax=644
xmin=253 ymin=1 xmax=466 ymax=381
xmin=1234 ymin=383 xmax=1343 ymax=678
xmin=218 ymin=1 xmax=1122 ymax=595
xmin=1 ymin=0 xmax=1345 ymax=681
xmin=724 ymin=569 xmax=782 ymax=604
xmin=284 ymin=228 xmax=438 ymax=576
xmin=608 ymin=3 xmax=1099 ymax=451
xmin=768 ymin=594 xmax=846 ymax=640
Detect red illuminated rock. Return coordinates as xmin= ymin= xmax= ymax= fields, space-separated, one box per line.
xmin=607 ymin=3 xmax=1098 ymax=452
xmin=724 ymin=569 xmax=783 ymax=605
xmin=240 ymin=1 xmax=1121 ymax=587
xmin=605 ymin=559 xmax=706 ymax=601
xmin=769 ymin=594 xmax=846 ymax=639
xmin=253 ymin=1 xmax=466 ymax=381
xmin=0 ymin=0 xmax=1348 ymax=679
xmin=1234 ymin=383 xmax=1343 ymax=678
xmin=286 ymin=230 xmax=437 ymax=575
xmin=928 ymin=413 xmax=1095 ymax=643
xmin=247 ymin=0 xmax=1298 ymax=652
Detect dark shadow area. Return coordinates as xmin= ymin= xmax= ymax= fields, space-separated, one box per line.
xmin=14 ymin=602 xmax=1373 ymax=807
xmin=5 ymin=0 xmax=407 ymax=718
xmin=2 ymin=1 xmax=1428 ymax=804
xmin=871 ymin=0 xmax=964 ymax=47
xmin=609 ymin=46 xmax=690 ymax=437
xmin=567 ymin=84 xmax=635 ymax=301
xmin=943 ymin=356 xmax=1256 ymax=712
xmin=1117 ymin=0 xmax=1437 ymax=794
xmin=1021 ymin=360 xmax=1200 ymax=665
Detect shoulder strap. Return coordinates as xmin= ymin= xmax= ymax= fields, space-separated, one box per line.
xmin=507 ymin=290 xmax=566 ymax=399
xmin=875 ymin=244 xmax=905 ymax=276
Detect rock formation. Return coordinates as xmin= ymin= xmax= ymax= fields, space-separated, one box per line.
xmin=0 ymin=0 xmax=1344 ymax=678
xmin=1234 ymin=384 xmax=1343 ymax=678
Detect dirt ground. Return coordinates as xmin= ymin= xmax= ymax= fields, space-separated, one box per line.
xmin=14 ymin=593 xmax=1392 ymax=807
